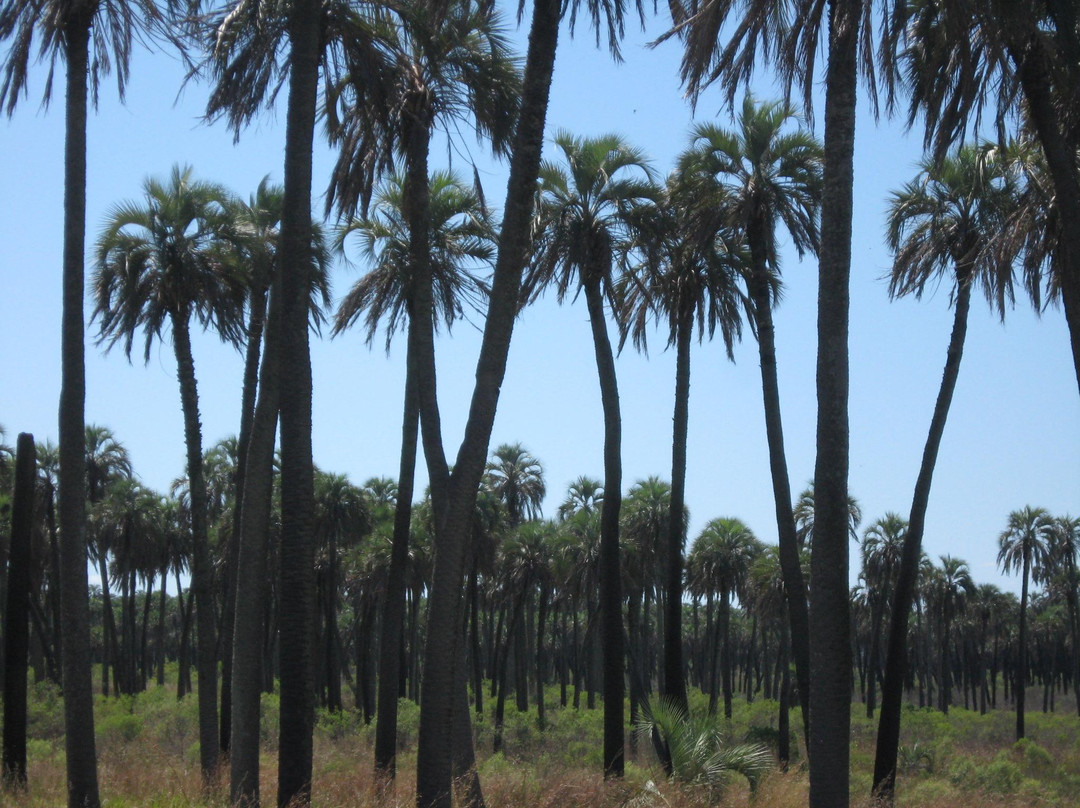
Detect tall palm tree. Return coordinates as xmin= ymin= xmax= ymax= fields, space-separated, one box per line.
xmin=665 ymin=0 xmax=906 ymax=799
xmin=525 ymin=131 xmax=659 ymax=777
xmin=677 ymin=96 xmax=822 ymax=741
xmin=92 ymin=164 xmax=246 ymax=783
xmin=620 ymin=134 xmax=746 ymax=716
xmin=998 ymin=506 xmax=1053 ymax=740
xmin=557 ymin=476 xmax=603 ymax=520
xmin=335 ymin=168 xmax=494 ymax=778
xmin=1 ymin=0 xmax=159 ymax=800
xmin=897 ymin=0 xmax=1080 ymax=399
xmin=412 ymin=0 xmax=647 ymax=800
xmin=874 ymin=143 xmax=1024 ymax=796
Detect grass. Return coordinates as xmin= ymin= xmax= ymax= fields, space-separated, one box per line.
xmin=3 ymin=676 xmax=1079 ymax=807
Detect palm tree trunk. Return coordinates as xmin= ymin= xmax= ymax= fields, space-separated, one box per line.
xmin=1017 ymin=552 xmax=1030 ymax=739
xmin=58 ymin=17 xmax=101 ymax=807
xmin=747 ymin=227 xmax=811 ymax=747
xmin=810 ymin=2 xmax=860 ymax=806
xmin=415 ymin=0 xmax=561 ymax=802
xmin=664 ymin=313 xmax=690 ymax=714
xmin=229 ymin=270 xmax=281 ymax=807
xmin=221 ymin=283 xmax=268 ymax=757
xmin=583 ymin=277 xmax=624 ymax=778
xmin=374 ymin=337 xmax=418 ymax=777
xmin=276 ymin=0 xmax=321 ymax=801
xmin=873 ymin=280 xmax=972 ymax=801
xmin=2 ymin=434 xmax=35 ymax=788
xmin=171 ymin=316 xmax=219 ymax=784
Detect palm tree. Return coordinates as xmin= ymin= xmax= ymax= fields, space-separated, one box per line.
xmin=665 ymin=0 xmax=907 ymax=798
xmin=677 ymin=96 xmax=822 ymax=742
xmin=412 ymin=0 xmax=646 ymax=799
xmin=334 ymin=168 xmax=494 ymax=778
xmin=525 ymin=131 xmax=659 ymax=777
xmin=92 ymin=164 xmax=246 ymax=782
xmin=897 ymin=0 xmax=1080 ymax=399
xmin=998 ymin=506 xmax=1053 ymax=740
xmin=1044 ymin=515 xmax=1080 ymax=718
xmin=485 ymin=444 xmax=546 ymax=529
xmin=1 ymin=0 xmax=159 ymax=799
xmin=688 ymin=517 xmax=761 ymax=719
xmin=557 ymin=476 xmax=603 ymax=520
xmin=874 ymin=143 xmax=1024 ymax=796
xmin=620 ymin=133 xmax=747 ymax=716
xmin=84 ymin=425 xmax=132 ymax=698
xmin=858 ymin=514 xmax=906 ymax=718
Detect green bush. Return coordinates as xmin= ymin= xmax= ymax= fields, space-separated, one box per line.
xmin=974 ymin=752 xmax=1024 ymax=795
xmin=97 ymin=712 xmax=144 ymax=745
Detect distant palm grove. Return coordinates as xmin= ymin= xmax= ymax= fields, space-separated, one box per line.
xmin=0 ymin=1 xmax=1078 ymax=808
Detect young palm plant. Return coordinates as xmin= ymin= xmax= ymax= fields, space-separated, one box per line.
xmin=636 ymin=696 xmax=773 ymax=798
xmin=525 ymin=131 xmax=659 ymax=776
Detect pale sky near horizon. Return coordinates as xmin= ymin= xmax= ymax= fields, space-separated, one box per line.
xmin=1 ymin=5 xmax=1077 ymax=598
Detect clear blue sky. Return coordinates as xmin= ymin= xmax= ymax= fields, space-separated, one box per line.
xmin=1 ymin=7 xmax=1077 ymax=596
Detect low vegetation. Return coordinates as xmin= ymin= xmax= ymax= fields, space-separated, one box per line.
xmin=4 ymin=675 xmax=1078 ymax=807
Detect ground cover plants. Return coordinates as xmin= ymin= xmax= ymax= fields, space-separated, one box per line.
xmin=4 ymin=674 xmax=1079 ymax=808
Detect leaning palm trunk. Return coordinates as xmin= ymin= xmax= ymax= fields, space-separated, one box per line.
xmin=374 ymin=339 xmax=419 ymax=778
xmin=809 ymin=2 xmax=860 ymax=806
xmin=171 ymin=316 xmax=219 ymax=784
xmin=872 ymin=280 xmax=972 ymax=801
xmin=583 ymin=276 xmax=624 ymax=778
xmin=415 ymin=0 xmax=561 ymax=803
xmin=276 ymin=0 xmax=321 ymax=801
xmin=664 ymin=312 xmax=691 ymax=715
xmin=747 ymin=227 xmax=811 ymax=749
xmin=230 ymin=270 xmax=283 ymax=808
xmin=221 ymin=283 xmax=268 ymax=756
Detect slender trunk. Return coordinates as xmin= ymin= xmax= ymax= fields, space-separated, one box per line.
xmin=748 ymin=225 xmax=811 ymax=746
xmin=2 ymin=434 xmax=35 ymax=789
xmin=229 ymin=268 xmax=282 ymax=807
xmin=98 ymin=554 xmax=117 ymax=697
xmin=664 ymin=313 xmax=690 ymax=714
xmin=172 ymin=317 xmax=219 ymax=783
xmin=809 ymin=2 xmax=859 ymax=806
xmin=583 ymin=277 xmax=624 ymax=778
xmin=221 ymin=285 xmax=268 ymax=757
xmin=415 ymin=0 xmax=560 ymax=803
xmin=1017 ymin=552 xmax=1030 ymax=739
xmin=873 ymin=280 xmax=973 ymax=800
xmin=276 ymin=0 xmax=320 ymax=800
xmin=374 ymin=337 xmax=419 ymax=778
xmin=536 ymin=581 xmax=549 ymax=729
xmin=58 ymin=20 xmax=100 ymax=806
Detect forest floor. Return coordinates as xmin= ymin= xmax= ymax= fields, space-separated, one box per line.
xmin=5 ymin=675 xmax=1079 ymax=807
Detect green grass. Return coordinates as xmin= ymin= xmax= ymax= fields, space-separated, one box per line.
xmin=3 ymin=677 xmax=1079 ymax=807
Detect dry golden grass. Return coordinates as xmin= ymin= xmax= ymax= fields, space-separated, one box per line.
xmin=3 ymin=679 xmax=1078 ymax=807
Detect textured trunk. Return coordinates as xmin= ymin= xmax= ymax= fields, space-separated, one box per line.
xmin=415 ymin=0 xmax=560 ymax=803
xmin=58 ymin=21 xmax=100 ymax=805
xmin=172 ymin=316 xmax=219 ymax=784
xmin=873 ymin=280 xmax=972 ymax=800
xmin=374 ymin=332 xmax=419 ymax=777
xmin=231 ymin=269 xmax=282 ymax=807
xmin=157 ymin=562 xmax=167 ymax=686
xmin=663 ymin=312 xmax=690 ymax=713
xmin=98 ymin=554 xmax=117 ymax=697
xmin=1017 ymin=553 xmax=1030 ymax=739
xmin=2 ymin=434 xmax=35 ymax=788
xmin=536 ymin=581 xmax=549 ymax=729
xmin=583 ymin=277 xmax=624 ymax=778
xmin=221 ymin=283 xmax=268 ymax=756
xmin=809 ymin=2 xmax=859 ymax=806
xmin=748 ymin=222 xmax=811 ymax=747
xmin=275 ymin=0 xmax=321 ymax=800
